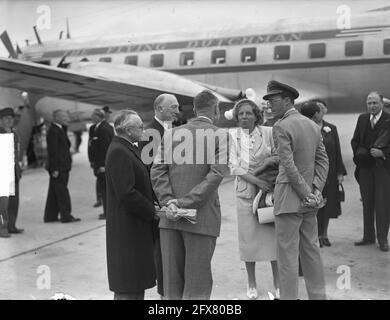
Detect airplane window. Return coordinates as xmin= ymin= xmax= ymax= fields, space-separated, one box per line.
xmin=124 ymin=55 xmax=138 ymax=65
xmin=99 ymin=57 xmax=112 ymax=62
xmin=211 ymin=50 xmax=226 ymax=64
xmin=180 ymin=52 xmax=195 ymax=66
xmin=309 ymin=43 xmax=326 ymax=58
xmin=150 ymin=54 xmax=164 ymax=67
xmin=384 ymin=39 xmax=390 ymax=55
xmin=274 ymin=45 xmax=290 ymax=60
xmin=345 ymin=40 xmax=363 ymax=57
xmin=241 ymin=47 xmax=257 ymax=63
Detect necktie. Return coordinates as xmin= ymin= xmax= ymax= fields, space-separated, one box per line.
xmin=370 ymin=116 xmax=376 ymax=129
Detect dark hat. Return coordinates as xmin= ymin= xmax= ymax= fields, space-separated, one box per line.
xmin=263 ymin=80 xmax=299 ymax=100
xmin=102 ymin=106 xmax=112 ymax=114
xmin=0 ymin=107 xmax=15 ymax=118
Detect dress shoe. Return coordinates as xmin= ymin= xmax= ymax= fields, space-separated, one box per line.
xmin=61 ymin=216 xmax=81 ymax=223
xmin=93 ymin=200 xmax=102 ymax=208
xmin=8 ymin=227 xmax=24 ymax=234
xmin=379 ymin=242 xmax=389 ymax=252
xmin=319 ymin=238 xmax=324 ymax=248
xmin=354 ymin=239 xmax=375 ymax=246
xmin=323 ymin=238 xmax=331 ymax=247
xmin=246 ymin=286 xmax=258 ymax=300
xmin=44 ymin=219 xmax=59 ymax=223
xmin=98 ymin=213 xmax=106 ymax=220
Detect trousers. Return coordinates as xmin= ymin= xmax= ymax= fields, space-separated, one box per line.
xmin=275 ymin=211 xmax=326 ymax=300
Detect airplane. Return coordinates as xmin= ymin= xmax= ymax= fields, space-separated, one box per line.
xmin=0 ymin=6 xmax=390 ymax=159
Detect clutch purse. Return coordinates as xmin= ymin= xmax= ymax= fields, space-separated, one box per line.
xmin=337 ymin=183 xmax=345 ymax=202
xmin=253 ymin=190 xmax=275 ymax=224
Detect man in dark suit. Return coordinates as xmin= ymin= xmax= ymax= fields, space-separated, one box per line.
xmin=151 ymin=90 xmax=229 ymax=300
xmin=88 ymin=121 xmax=102 ymax=208
xmin=0 ymin=107 xmax=24 ymax=234
xmin=351 ymin=91 xmax=390 ymax=252
xmin=44 ymin=110 xmax=80 ymax=223
xmin=139 ymin=93 xmax=180 ymax=298
xmin=105 ymin=109 xmax=157 ymax=300
xmin=88 ymin=108 xmax=114 ymax=220
xmin=264 ymin=80 xmax=329 ymax=300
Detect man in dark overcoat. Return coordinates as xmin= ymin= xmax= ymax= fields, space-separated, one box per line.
xmin=105 ymin=109 xmax=157 ymax=300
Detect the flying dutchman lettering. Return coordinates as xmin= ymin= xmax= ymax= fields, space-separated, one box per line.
xmin=41 ymin=32 xmax=303 ymax=59
xmin=186 ymin=33 xmax=302 ymax=48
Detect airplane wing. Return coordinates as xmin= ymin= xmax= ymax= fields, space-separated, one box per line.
xmin=0 ymin=57 xmax=234 ymax=112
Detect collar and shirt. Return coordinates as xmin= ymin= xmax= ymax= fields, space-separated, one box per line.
xmin=94 ymin=120 xmax=105 ymax=131
xmin=53 ymin=122 xmax=63 ymax=129
xmin=370 ymin=110 xmax=382 ymax=128
xmin=196 ymin=116 xmax=213 ymax=124
xmin=154 ymin=116 xmax=171 ymax=131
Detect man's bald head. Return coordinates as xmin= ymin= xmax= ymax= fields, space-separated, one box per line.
xmin=153 ymin=93 xmax=180 ymax=122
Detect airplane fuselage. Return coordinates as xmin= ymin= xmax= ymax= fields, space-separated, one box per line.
xmin=15 ymin=11 xmax=390 ymax=117
xmin=2 ymin=10 xmax=390 ymax=132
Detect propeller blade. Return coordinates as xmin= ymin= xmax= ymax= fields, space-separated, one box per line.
xmin=0 ymin=31 xmax=18 ymax=58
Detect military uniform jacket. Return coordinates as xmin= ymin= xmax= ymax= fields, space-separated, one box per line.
xmin=272 ymin=109 xmax=329 ymax=215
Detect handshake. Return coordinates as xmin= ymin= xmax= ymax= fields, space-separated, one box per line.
xmin=302 ymin=189 xmax=327 ymax=209
xmin=155 ymin=199 xmax=197 ymax=224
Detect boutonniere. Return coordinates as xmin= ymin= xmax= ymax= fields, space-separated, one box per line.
xmin=323 ymin=126 xmax=331 ymax=133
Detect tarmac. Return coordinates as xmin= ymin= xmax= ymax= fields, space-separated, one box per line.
xmin=0 ymin=114 xmax=389 ymax=300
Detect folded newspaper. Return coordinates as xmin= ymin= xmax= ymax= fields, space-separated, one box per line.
xmin=155 ymin=207 xmax=197 ymax=224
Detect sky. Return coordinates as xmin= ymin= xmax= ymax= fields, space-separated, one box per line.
xmin=0 ymin=0 xmax=389 ymax=57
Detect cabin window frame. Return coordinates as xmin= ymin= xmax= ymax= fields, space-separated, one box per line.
xmin=211 ymin=49 xmax=226 ymax=65
xmin=241 ymin=47 xmax=257 ymax=63
xmin=99 ymin=57 xmax=112 ymax=63
xmin=274 ymin=45 xmax=290 ymax=60
xmin=309 ymin=43 xmax=326 ymax=59
xmin=179 ymin=51 xmax=195 ymax=66
xmin=124 ymin=55 xmax=138 ymax=65
xmin=150 ymin=53 xmax=164 ymax=68
xmin=383 ymin=39 xmax=390 ymax=55
xmin=345 ymin=40 xmax=363 ymax=57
